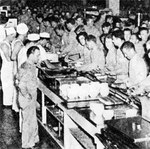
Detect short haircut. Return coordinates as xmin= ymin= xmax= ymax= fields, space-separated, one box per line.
xmin=140 ymin=27 xmax=149 ymax=33
xmin=120 ymin=41 xmax=135 ymax=52
xmin=76 ymin=32 xmax=88 ymax=43
xmin=124 ymin=28 xmax=132 ymax=34
xmin=105 ymin=15 xmax=113 ymax=21
xmin=102 ymin=22 xmax=111 ymax=28
xmin=75 ymin=25 xmax=85 ymax=34
xmin=86 ymin=15 xmax=94 ymax=22
xmin=86 ymin=34 xmax=97 ymax=43
xmin=75 ymin=15 xmax=83 ymax=21
xmin=55 ymin=24 xmax=65 ymax=31
xmin=36 ymin=13 xmax=43 ymax=19
xmin=66 ymin=18 xmax=76 ymax=25
xmin=43 ymin=17 xmax=50 ymax=23
xmin=49 ymin=16 xmax=59 ymax=23
xmin=112 ymin=30 xmax=124 ymax=40
xmin=27 ymin=46 xmax=40 ymax=58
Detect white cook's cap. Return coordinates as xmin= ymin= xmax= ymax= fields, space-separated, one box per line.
xmin=40 ymin=32 xmax=50 ymax=39
xmin=27 ymin=33 xmax=40 ymax=41
xmin=17 ymin=23 xmax=29 ymax=35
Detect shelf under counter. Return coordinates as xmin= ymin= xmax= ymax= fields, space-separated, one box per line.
xmin=37 ymin=79 xmax=104 ymax=149
xmin=46 ymin=106 xmax=64 ymax=125
xmin=37 ymin=118 xmax=64 ymax=149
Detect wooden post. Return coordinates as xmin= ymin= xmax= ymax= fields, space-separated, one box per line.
xmin=106 ymin=0 xmax=120 ymax=15
xmin=42 ymin=92 xmax=46 ymax=124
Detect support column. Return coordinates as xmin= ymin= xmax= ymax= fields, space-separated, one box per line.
xmin=106 ymin=0 xmax=120 ymax=15
xmin=144 ymin=0 xmax=150 ymax=8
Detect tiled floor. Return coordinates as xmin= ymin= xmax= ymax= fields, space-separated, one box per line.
xmin=0 ymin=89 xmax=60 ymax=149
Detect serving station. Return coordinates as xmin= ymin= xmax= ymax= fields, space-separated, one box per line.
xmin=36 ymin=63 xmax=150 ymax=149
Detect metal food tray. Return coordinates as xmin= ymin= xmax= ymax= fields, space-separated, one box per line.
xmin=64 ymin=98 xmax=100 ymax=109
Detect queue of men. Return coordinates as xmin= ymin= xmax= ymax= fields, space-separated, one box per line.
xmin=1 ymin=3 xmax=150 ymax=149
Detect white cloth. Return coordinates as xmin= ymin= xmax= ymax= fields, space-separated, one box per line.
xmin=0 ymin=41 xmax=14 ymax=106
xmin=18 ymin=46 xmax=28 ymax=69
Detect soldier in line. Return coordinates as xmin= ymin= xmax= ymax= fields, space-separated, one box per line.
xmin=16 ymin=46 xmax=40 ymax=149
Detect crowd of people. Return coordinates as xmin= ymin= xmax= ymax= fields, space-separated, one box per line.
xmin=1 ymin=0 xmax=150 ymax=148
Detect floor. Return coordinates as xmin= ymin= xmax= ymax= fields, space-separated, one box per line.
xmin=0 ymin=89 xmax=60 ymax=149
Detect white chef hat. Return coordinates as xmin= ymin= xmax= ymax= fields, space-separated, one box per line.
xmin=27 ymin=33 xmax=40 ymax=41
xmin=5 ymin=27 xmax=16 ymax=36
xmin=40 ymin=32 xmax=50 ymax=39
xmin=17 ymin=23 xmax=29 ymax=35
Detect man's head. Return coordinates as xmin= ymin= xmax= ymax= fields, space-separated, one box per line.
xmin=75 ymin=15 xmax=84 ymax=26
xmin=76 ymin=32 xmax=87 ymax=46
xmin=36 ymin=13 xmax=43 ymax=23
xmin=39 ymin=32 xmax=50 ymax=46
xmin=50 ymin=16 xmax=59 ymax=28
xmin=123 ymin=28 xmax=132 ymax=41
xmin=121 ymin=41 xmax=136 ymax=60
xmin=112 ymin=30 xmax=124 ymax=48
xmin=102 ymin=22 xmax=111 ymax=34
xmin=27 ymin=46 xmax=40 ymax=64
xmin=55 ymin=24 xmax=65 ymax=37
xmin=86 ymin=35 xmax=97 ymax=50
xmin=66 ymin=18 xmax=76 ymax=31
xmin=139 ymin=27 xmax=149 ymax=43
xmin=100 ymin=11 xmax=107 ymax=20
xmin=86 ymin=15 xmax=94 ymax=27
xmin=130 ymin=33 xmax=139 ymax=44
xmin=43 ymin=18 xmax=51 ymax=27
xmin=105 ymin=15 xmax=113 ymax=24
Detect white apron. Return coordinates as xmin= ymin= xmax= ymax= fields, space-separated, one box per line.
xmin=11 ymin=39 xmax=23 ymax=112
xmin=0 ymin=41 xmax=13 ymax=106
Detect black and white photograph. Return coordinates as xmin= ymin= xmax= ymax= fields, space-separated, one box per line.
xmin=0 ymin=0 xmax=150 ymax=148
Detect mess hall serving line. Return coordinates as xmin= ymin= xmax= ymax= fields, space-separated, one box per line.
xmin=37 ymin=69 xmax=144 ymax=149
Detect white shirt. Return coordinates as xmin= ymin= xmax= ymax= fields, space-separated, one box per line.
xmin=127 ymin=54 xmax=147 ymax=87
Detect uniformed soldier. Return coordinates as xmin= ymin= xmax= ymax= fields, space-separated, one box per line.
xmin=121 ymin=41 xmax=147 ymax=88
xmin=60 ymin=18 xmax=78 ymax=56
xmin=84 ymin=15 xmax=103 ymax=50
xmin=112 ymin=30 xmax=129 ymax=82
xmin=76 ymin=35 xmax=105 ymax=72
xmin=16 ymin=46 xmax=40 ymax=149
